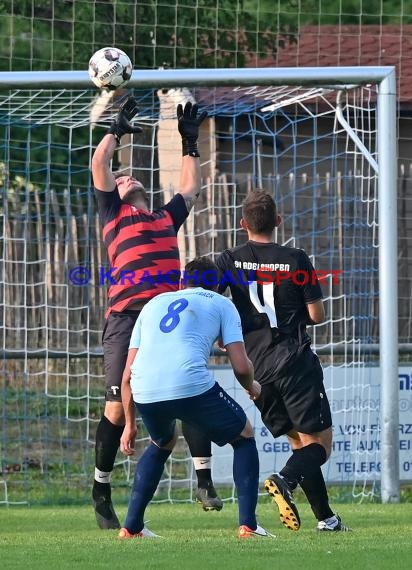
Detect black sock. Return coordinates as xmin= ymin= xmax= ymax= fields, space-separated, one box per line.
xmin=299 ymin=467 xmax=334 ymax=520
xmin=196 ymin=469 xmax=213 ymax=489
xmin=181 ymin=422 xmax=212 ymax=456
xmin=93 ymin=415 xmax=124 ymax=493
xmin=181 ymin=422 xmax=214 ymax=487
xmin=280 ymin=443 xmax=327 ymax=490
xmin=93 ymin=480 xmax=112 ymax=501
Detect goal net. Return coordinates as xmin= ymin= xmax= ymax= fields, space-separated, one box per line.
xmin=0 ymin=67 xmax=398 ymax=506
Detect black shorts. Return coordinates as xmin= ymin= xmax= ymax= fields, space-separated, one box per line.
xmin=102 ymin=310 xmax=141 ymax=402
xmin=254 ymin=348 xmax=332 ymax=438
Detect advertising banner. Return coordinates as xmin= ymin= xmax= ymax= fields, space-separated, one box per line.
xmin=210 ymin=366 xmax=412 ymax=483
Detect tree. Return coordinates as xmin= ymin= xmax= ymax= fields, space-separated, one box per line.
xmin=0 ymin=0 xmax=297 ymax=72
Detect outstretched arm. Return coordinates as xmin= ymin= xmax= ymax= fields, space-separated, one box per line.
xmin=91 ymin=96 xmax=142 ymax=192
xmin=176 ymin=102 xmax=208 ymax=211
xmin=91 ymin=134 xmax=117 ymax=192
xmin=179 ymin=155 xmax=202 ymax=211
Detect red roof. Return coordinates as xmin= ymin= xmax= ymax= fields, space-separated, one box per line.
xmin=259 ymin=25 xmax=412 ymax=105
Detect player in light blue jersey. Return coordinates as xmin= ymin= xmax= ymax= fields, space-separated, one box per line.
xmin=128 ymin=279 xmax=245 ymax=403
xmin=118 ymin=256 xmax=275 ymax=540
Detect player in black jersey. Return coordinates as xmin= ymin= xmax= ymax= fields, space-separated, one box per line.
xmin=216 ymin=190 xmax=351 ymax=532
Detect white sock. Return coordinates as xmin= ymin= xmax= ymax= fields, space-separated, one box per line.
xmin=94 ymin=468 xmax=112 ymax=484
xmin=192 ymin=457 xmax=212 ymax=470
xmin=323 ymin=515 xmax=338 ymax=526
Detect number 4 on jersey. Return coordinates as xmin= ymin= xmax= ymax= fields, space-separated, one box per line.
xmin=248 ymin=281 xmax=278 ymax=328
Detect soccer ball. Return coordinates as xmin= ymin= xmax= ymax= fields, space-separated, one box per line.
xmin=88 ymin=47 xmax=133 ymax=90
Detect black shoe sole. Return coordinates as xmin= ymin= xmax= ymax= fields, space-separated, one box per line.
xmin=264 ymin=478 xmax=300 ymax=531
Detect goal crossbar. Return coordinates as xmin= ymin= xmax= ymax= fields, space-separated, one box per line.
xmin=0 ymin=66 xmax=396 ymax=90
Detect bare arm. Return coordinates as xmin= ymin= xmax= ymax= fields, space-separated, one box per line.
xmin=307 ymin=299 xmax=325 ymax=325
xmin=179 ymin=155 xmax=201 ymax=211
xmin=225 ymin=341 xmax=261 ymax=400
xmin=176 ymin=102 xmax=207 ymax=211
xmin=91 ymin=96 xmax=142 ymax=193
xmin=91 ymin=134 xmax=117 ymax=192
xmin=120 ymin=347 xmax=138 ymax=455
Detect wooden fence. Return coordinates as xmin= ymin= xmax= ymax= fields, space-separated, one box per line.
xmin=1 ymin=167 xmax=411 ymax=358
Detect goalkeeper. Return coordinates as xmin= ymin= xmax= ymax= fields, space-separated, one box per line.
xmin=91 ymin=95 xmax=222 ymax=530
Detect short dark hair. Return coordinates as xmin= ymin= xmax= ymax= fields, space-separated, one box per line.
xmin=242 ymin=190 xmax=277 ymax=234
xmin=113 ymin=171 xmax=144 ymax=185
xmin=113 ymin=171 xmax=129 ymax=180
xmin=184 ymin=256 xmax=219 ymax=291
xmin=114 ymin=172 xmax=149 ymax=207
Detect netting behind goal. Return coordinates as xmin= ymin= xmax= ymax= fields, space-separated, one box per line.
xmin=0 ymin=74 xmax=395 ymax=506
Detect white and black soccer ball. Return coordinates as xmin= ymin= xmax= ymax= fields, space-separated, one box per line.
xmin=88 ymin=47 xmax=133 ymax=90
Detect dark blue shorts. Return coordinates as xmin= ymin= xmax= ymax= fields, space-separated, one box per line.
xmin=136 ymin=382 xmax=247 ymax=447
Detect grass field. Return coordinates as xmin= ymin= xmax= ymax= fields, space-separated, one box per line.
xmin=1 ymin=499 xmax=411 ymax=570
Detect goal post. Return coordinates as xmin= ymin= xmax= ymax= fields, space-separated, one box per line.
xmin=375 ymin=68 xmax=399 ymax=503
xmin=0 ymin=66 xmax=399 ymax=505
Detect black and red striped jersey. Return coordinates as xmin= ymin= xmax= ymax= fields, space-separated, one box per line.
xmin=95 ymin=188 xmax=188 ymax=315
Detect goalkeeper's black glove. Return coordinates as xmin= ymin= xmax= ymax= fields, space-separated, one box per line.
xmin=108 ymin=96 xmax=143 ymax=144
xmin=177 ymin=101 xmax=208 ymax=157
